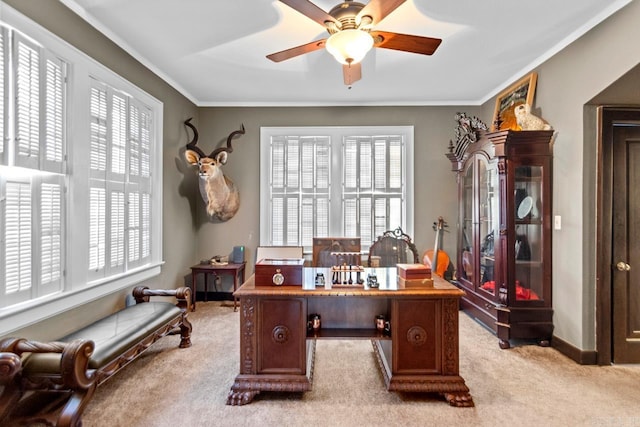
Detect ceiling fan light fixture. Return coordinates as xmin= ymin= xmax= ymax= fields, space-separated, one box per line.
xmin=325 ymin=29 xmax=373 ymax=65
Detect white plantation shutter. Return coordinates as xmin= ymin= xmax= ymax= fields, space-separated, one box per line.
xmin=360 ymin=142 xmax=372 ymax=189
xmin=271 ymin=197 xmax=284 ymax=245
xmin=140 ymin=108 xmax=151 ymax=179
xmin=127 ymin=188 xmax=140 ymax=265
xmin=1 ymin=169 xmax=64 ymax=307
xmin=141 ymin=192 xmax=150 ymax=260
xmin=374 ymin=198 xmax=387 ymax=238
xmin=269 ymin=135 xmax=331 ymax=249
xmin=129 ymin=104 xmax=141 ymax=179
xmin=40 ymin=178 xmax=63 ymax=292
xmin=270 ymin=136 xmax=290 ymax=245
xmin=14 ymin=36 xmax=40 ymax=170
xmin=42 ymin=54 xmax=65 ymax=173
xmin=344 ymin=199 xmax=357 ymax=237
xmin=90 ymin=85 xmax=108 ymax=174
xmin=359 ymin=197 xmax=372 ymax=247
xmin=12 ymin=35 xmax=65 ymax=173
xmin=389 ymin=138 xmax=402 ymax=188
xmin=374 ymin=139 xmax=386 ymax=189
xmin=3 ymin=179 xmax=32 ymax=305
xmin=138 ymin=106 xmax=152 ymax=264
xmin=128 ymin=102 xmax=152 ymax=267
xmin=0 ymin=28 xmax=6 ymax=164
xmin=111 ymin=94 xmax=127 ymax=177
xmin=1 ymin=28 xmax=66 ymax=309
xmin=261 ymin=127 xmax=411 ymax=254
xmin=88 ymin=81 xmax=109 ymax=279
xmin=109 ymin=186 xmax=125 ymax=272
xmin=88 ymin=185 xmax=106 ymax=272
xmin=88 ymin=78 xmax=154 ymax=278
xmin=287 ymin=197 xmax=298 ymax=244
xmin=342 ymin=135 xmax=405 ymax=248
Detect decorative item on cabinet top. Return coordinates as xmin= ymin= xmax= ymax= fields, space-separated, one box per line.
xmin=491 ymin=72 xmax=537 ymax=131
xmin=446 ymin=113 xmax=489 ymax=169
xmin=514 ymin=103 xmax=552 ymax=130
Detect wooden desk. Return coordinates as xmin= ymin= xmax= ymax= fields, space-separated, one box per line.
xmin=190 ymin=262 xmax=246 ymax=311
xmin=226 ymin=267 xmax=473 ymax=407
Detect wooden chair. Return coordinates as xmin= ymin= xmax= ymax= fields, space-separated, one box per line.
xmin=312 ymin=238 xmax=361 ymax=267
xmin=367 ymin=227 xmax=419 ymax=267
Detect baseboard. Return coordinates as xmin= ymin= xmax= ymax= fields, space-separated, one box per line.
xmin=551 ymin=335 xmax=598 ymax=365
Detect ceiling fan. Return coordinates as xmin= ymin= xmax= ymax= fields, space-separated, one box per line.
xmin=267 ymin=0 xmax=442 ymax=85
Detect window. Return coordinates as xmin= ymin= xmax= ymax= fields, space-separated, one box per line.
xmin=0 ymin=5 xmax=163 ymax=335
xmin=88 ymin=81 xmax=153 ymax=280
xmin=0 ymin=31 xmax=66 ymax=308
xmin=260 ymin=127 xmax=414 ymax=253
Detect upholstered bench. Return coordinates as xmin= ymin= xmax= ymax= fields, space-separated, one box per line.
xmin=0 ymin=286 xmax=192 ymax=427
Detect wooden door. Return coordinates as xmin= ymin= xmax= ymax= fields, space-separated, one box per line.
xmin=611 ymin=119 xmax=640 ymax=363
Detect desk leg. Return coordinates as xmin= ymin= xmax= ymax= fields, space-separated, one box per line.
xmin=204 ymin=273 xmax=209 ymax=303
xmin=233 ymin=272 xmax=238 ymax=312
xmin=190 ymin=271 xmax=197 ymax=312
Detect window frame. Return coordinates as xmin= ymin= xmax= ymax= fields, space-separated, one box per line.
xmin=0 ymin=4 xmax=163 ymax=335
xmin=260 ymin=126 xmax=414 ymax=254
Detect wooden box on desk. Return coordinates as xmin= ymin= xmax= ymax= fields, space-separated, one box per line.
xmin=255 ymin=258 xmax=304 ymax=286
xmin=397 ymin=263 xmax=431 ymax=279
xmin=396 ymin=263 xmax=433 ymax=288
xmin=398 ymin=276 xmax=434 ymax=288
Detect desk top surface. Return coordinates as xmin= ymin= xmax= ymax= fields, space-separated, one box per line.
xmin=235 ymin=267 xmax=464 ymax=298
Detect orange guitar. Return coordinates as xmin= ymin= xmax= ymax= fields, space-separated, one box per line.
xmin=423 ymin=217 xmax=453 ymax=278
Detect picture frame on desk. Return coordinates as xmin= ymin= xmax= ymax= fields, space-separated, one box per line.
xmin=492 ymin=72 xmax=538 ymax=131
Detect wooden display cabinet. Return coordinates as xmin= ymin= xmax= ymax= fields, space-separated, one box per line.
xmin=448 ymin=129 xmax=554 ymax=349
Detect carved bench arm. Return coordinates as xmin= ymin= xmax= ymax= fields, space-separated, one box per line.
xmin=0 ymin=337 xmax=96 ymax=390
xmin=0 ymin=352 xmax=23 ymax=425
xmin=0 ymin=352 xmax=22 ymax=385
xmin=133 ymin=286 xmax=192 ymax=311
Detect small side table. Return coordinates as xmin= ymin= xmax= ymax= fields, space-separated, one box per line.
xmin=190 ymin=262 xmax=246 ymax=312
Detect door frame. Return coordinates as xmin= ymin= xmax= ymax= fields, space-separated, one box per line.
xmin=596 ymin=106 xmax=639 ymax=365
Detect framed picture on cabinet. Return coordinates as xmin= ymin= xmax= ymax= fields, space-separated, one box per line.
xmin=492 ymin=72 xmax=538 ymax=131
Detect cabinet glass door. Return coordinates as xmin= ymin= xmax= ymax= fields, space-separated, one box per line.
xmin=479 ymin=159 xmax=498 ymax=296
xmin=460 ymin=165 xmax=474 ymax=283
xmin=513 ymin=165 xmax=544 ymax=301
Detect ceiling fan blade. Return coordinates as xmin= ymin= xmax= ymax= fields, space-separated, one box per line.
xmin=343 ymin=62 xmax=362 ymax=86
xmin=371 ymin=31 xmax=442 ymax=55
xmin=267 ymin=39 xmax=327 ymax=62
xmin=279 ymin=0 xmax=337 ymax=27
xmin=357 ymin=0 xmax=407 ymax=26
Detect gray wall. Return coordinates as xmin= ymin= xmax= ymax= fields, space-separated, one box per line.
xmin=192 ymin=106 xmax=474 ymax=274
xmin=6 ymin=0 xmax=640 ymax=353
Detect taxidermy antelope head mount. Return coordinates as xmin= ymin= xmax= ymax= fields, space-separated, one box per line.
xmin=184 ymin=118 xmax=245 ymax=221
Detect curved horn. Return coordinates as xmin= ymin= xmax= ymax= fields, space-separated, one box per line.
xmin=184 ymin=118 xmax=206 ymax=158
xmin=211 ymin=124 xmax=245 ymax=158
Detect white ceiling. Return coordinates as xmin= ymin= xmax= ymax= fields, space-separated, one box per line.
xmin=60 ymin=0 xmax=631 ymax=106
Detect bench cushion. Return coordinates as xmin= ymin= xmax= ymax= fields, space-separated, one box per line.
xmin=23 ymin=302 xmax=182 ymax=374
